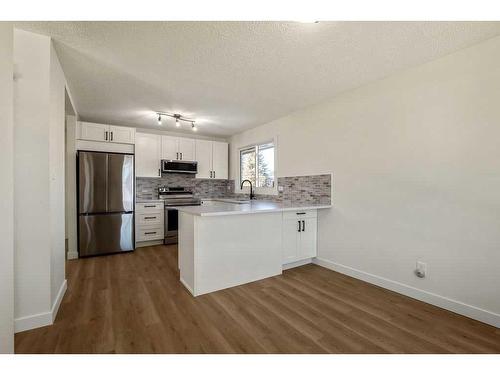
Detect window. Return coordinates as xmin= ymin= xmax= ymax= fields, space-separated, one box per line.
xmin=239 ymin=142 xmax=275 ymax=188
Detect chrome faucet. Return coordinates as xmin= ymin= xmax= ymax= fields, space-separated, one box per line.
xmin=240 ymin=179 xmax=255 ymax=200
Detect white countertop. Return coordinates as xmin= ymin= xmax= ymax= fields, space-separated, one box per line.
xmin=175 ymin=200 xmax=332 ymax=217
xmin=136 ymin=199 xmax=164 ymax=203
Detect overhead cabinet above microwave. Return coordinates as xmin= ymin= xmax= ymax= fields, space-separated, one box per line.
xmin=77 ymin=121 xmax=136 ymax=145
xmin=161 ymin=136 xmax=195 ymax=161
xmin=135 ymin=132 xmax=228 ymax=180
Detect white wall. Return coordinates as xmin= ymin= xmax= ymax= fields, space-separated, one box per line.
xmin=49 ymin=43 xmax=67 ymax=312
xmin=65 ymin=115 xmax=78 ymax=260
xmin=230 ymin=35 xmax=500 ymax=327
xmin=13 ymin=28 xmax=68 ymax=332
xmin=0 ymin=22 xmax=14 ymax=353
xmin=14 ymin=28 xmax=52 ymax=331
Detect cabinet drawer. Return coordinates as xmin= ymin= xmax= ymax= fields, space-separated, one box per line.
xmin=283 ymin=209 xmax=317 ymax=220
xmin=136 ymin=202 xmax=164 ymax=213
xmin=137 ymin=226 xmax=164 ymax=241
xmin=137 ymin=212 xmax=163 ymax=226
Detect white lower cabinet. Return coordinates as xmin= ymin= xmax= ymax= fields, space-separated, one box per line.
xmin=282 ymin=210 xmax=317 ymax=265
xmin=136 ymin=202 xmax=164 ymax=245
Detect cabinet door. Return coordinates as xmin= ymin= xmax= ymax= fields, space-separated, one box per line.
xmin=161 ymin=136 xmax=179 ymax=160
xmin=299 ymin=217 xmax=317 ymax=259
xmin=212 ymin=141 xmax=228 ymax=179
xmin=195 ymin=139 xmax=213 ymax=179
xmin=282 ymin=219 xmax=300 ymax=264
xmin=135 ymin=133 xmax=161 ymax=178
xmin=178 ymin=138 xmax=195 ymax=161
xmin=109 ymin=125 xmax=135 ymax=144
xmin=79 ymin=122 xmax=109 ymax=142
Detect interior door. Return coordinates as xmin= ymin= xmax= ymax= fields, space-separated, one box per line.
xmin=109 ymin=125 xmax=135 ymax=144
xmin=161 ymin=136 xmax=179 ymax=160
xmin=135 ymin=133 xmax=161 ymax=178
xmin=108 ymin=153 xmax=134 ymax=212
xmin=212 ymin=141 xmax=228 ymax=179
xmin=178 ymin=138 xmax=195 ymax=161
xmin=282 ymin=219 xmax=300 ymax=264
xmin=79 ymin=122 xmax=109 ymax=142
xmin=195 ymin=139 xmax=213 ymax=179
xmin=299 ymin=218 xmax=317 ymax=259
xmin=78 ymin=151 xmax=108 ymax=214
xmin=79 ymin=213 xmax=134 ymax=256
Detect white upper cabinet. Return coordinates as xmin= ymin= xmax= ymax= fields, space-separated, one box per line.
xmin=78 ymin=122 xmax=135 ymax=145
xmin=78 ymin=122 xmax=108 ymax=142
xmin=212 ymin=141 xmax=228 ymax=180
xmin=161 ymin=136 xmax=196 ymax=161
xmin=135 ymin=133 xmax=161 ymax=178
xmin=161 ymin=136 xmax=179 ymax=160
xmin=194 ymin=140 xmax=228 ymax=179
xmin=195 ymin=139 xmax=213 ymax=179
xmin=178 ymin=138 xmax=195 ymax=161
xmin=109 ymin=125 xmax=135 ymax=144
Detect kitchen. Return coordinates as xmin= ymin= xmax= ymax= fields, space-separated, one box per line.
xmin=75 ymin=119 xmax=332 ymax=297
xmin=4 ymin=20 xmax=500 ymax=357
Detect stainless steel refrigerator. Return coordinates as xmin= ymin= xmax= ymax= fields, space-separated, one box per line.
xmin=77 ymin=151 xmax=135 ymax=257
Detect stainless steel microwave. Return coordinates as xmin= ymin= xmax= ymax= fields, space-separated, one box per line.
xmin=161 ymin=159 xmax=198 ymax=174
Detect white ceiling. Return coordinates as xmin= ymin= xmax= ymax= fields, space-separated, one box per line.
xmin=16 ymin=21 xmax=500 ymax=137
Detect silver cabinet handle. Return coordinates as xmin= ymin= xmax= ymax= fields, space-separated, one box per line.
xmin=158 ymin=168 xmax=161 ymax=176
xmin=180 ymin=152 xmax=182 ymax=160
xmin=110 ymin=131 xmax=113 ymax=141
xmin=105 ymin=131 xmax=108 ymax=141
xmin=145 ymin=231 xmax=157 ymax=235
xmin=213 ymin=170 xmax=215 ymax=178
xmin=302 ymin=220 xmax=305 ymax=231
xmin=144 ymin=205 xmax=155 ymax=208
xmin=296 ymin=212 xmax=306 ymax=215
xmin=144 ymin=216 xmax=156 ymax=219
xmin=176 ymin=152 xmax=179 ymax=160
xmin=298 ymin=221 xmax=301 ymax=232
xmin=210 ymin=171 xmax=212 ymax=178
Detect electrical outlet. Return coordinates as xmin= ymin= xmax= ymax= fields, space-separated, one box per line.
xmin=415 ymin=261 xmax=427 ymax=278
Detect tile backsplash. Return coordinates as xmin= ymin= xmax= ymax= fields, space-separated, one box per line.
xmin=236 ymin=174 xmax=332 ymax=205
xmin=136 ymin=173 xmax=331 ymax=204
xmin=136 ymin=173 xmax=233 ymax=200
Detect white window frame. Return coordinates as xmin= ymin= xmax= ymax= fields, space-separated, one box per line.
xmin=237 ymin=137 xmax=278 ymax=196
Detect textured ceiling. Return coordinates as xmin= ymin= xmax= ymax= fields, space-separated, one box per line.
xmin=15 ymin=21 xmax=500 ymax=136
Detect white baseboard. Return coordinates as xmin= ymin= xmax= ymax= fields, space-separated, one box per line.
xmin=14 ymin=311 xmax=52 ymax=333
xmin=313 ymin=257 xmax=500 ymax=328
xmin=67 ymin=251 xmax=78 ymax=260
xmin=51 ymin=279 xmax=67 ymax=322
xmin=14 ymin=279 xmax=67 ymax=333
xmin=283 ymin=258 xmax=312 ymax=270
xmin=180 ymin=277 xmax=195 ymax=296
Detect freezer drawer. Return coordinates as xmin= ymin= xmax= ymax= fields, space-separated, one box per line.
xmin=79 ymin=213 xmax=134 ymax=256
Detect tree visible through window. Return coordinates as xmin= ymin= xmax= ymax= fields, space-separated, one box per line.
xmin=240 ymin=142 xmax=275 ymax=188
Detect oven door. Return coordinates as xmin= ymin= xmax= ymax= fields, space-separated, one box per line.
xmin=164 ymin=207 xmax=179 ymax=244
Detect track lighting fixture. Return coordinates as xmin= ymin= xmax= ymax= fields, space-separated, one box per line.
xmin=155 ymin=111 xmax=198 ymax=131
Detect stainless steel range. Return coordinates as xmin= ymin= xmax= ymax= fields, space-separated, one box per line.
xmin=158 ymin=187 xmax=201 ymax=244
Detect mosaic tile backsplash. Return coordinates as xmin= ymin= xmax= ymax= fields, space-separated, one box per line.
xmin=136 ymin=173 xmax=234 ymax=200
xmin=136 ymin=173 xmax=331 ymax=204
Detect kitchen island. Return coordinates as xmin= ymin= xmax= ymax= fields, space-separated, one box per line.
xmin=177 ymin=200 xmax=331 ymax=296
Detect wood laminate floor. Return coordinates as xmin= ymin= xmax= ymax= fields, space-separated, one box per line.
xmin=15 ymin=245 xmax=500 ymax=353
